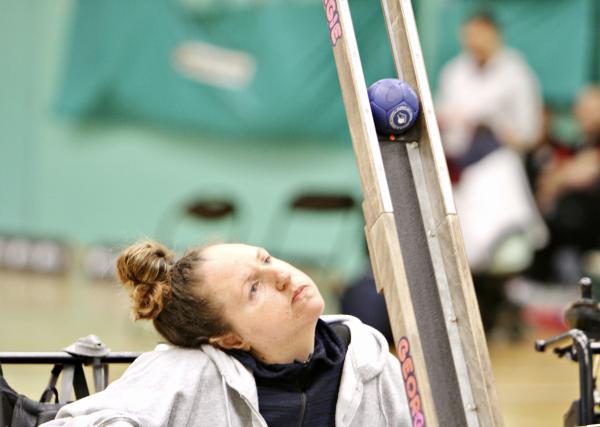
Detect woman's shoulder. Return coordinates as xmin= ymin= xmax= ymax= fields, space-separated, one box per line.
xmin=129 ymin=344 xmax=253 ymax=386
xmin=121 ymin=345 xmax=219 ymax=381
xmin=135 ymin=344 xmax=211 ymax=363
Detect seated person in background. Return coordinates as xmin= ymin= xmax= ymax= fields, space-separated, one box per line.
xmin=529 ymin=86 xmax=600 ymax=282
xmin=435 ymin=11 xmax=546 ymax=334
xmin=436 ymin=11 xmax=542 ymax=168
xmin=436 ymin=11 xmax=547 ymax=273
xmin=43 ymin=241 xmax=408 ymax=427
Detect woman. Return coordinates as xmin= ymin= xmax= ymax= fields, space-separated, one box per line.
xmin=44 ymin=241 xmax=409 ymax=426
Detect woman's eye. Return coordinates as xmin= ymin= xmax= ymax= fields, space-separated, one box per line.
xmin=250 ymin=282 xmax=259 ymax=296
xmin=264 ymin=256 xmax=272 ymax=264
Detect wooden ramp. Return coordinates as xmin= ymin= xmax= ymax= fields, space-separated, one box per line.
xmin=323 ymin=0 xmax=504 ymax=425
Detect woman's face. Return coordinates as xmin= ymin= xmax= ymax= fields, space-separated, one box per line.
xmin=199 ymin=243 xmax=325 ymax=356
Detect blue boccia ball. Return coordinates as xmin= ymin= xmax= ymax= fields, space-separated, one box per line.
xmin=367 ymin=78 xmax=420 ymax=135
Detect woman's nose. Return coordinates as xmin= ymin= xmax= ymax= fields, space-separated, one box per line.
xmin=273 ymin=269 xmax=291 ymax=291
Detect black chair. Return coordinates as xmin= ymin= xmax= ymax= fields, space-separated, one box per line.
xmin=266 ymin=191 xmax=359 ymax=271
xmin=157 ymin=193 xmax=242 ymax=249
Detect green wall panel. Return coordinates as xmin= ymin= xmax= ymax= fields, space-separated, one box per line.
xmin=55 ymin=0 xmax=395 ymax=141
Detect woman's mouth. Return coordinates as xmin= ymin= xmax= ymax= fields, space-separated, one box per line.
xmin=292 ymin=286 xmax=307 ymax=303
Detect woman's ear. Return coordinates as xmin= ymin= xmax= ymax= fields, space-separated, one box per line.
xmin=209 ymin=332 xmax=250 ymax=351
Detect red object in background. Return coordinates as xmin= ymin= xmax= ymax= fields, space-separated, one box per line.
xmin=522 ymin=305 xmax=568 ymax=333
xmin=446 ymin=157 xmax=462 ymax=184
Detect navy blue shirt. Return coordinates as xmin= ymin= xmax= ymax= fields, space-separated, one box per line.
xmin=229 ymin=320 xmax=347 ymax=427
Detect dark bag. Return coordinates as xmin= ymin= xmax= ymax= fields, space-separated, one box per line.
xmin=0 ymin=363 xmax=88 ymax=427
xmin=0 ymin=375 xmax=64 ymax=427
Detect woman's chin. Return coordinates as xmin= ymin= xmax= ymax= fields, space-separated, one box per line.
xmin=308 ymin=294 xmax=325 ymax=319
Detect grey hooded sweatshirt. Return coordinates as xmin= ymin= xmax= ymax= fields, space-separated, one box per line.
xmin=42 ymin=315 xmax=411 ymax=426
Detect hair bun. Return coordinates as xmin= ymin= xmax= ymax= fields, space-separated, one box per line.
xmin=116 ymin=240 xmax=175 ymax=320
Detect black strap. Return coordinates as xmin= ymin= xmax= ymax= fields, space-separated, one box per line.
xmin=39 ymin=386 xmax=58 ymax=404
xmin=55 ymin=363 xmax=90 ymax=403
xmin=330 ymin=322 xmax=351 ymax=351
xmin=72 ymin=364 xmax=89 ymax=400
xmin=40 ymin=365 xmax=63 ymax=403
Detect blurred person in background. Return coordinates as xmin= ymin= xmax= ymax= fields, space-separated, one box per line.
xmin=435 ymin=11 xmax=547 ymax=335
xmin=525 ymin=106 xmax=567 ymax=189
xmin=437 ymin=12 xmax=542 ymax=158
xmin=527 ymin=87 xmax=600 ymax=283
xmin=44 ymin=241 xmax=408 ymax=427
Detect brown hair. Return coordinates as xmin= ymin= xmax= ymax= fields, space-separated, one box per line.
xmin=116 ymin=240 xmax=230 ymax=348
xmin=464 ymin=11 xmax=499 ymax=30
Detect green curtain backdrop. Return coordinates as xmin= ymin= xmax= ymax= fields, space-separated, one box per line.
xmin=56 ymin=0 xmax=395 ymax=142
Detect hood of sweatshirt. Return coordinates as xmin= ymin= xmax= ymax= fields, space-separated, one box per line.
xmin=321 ymin=314 xmax=390 ymax=382
xmin=202 ymin=314 xmax=390 ymax=403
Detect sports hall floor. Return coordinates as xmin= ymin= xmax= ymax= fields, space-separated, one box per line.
xmin=0 ymin=269 xmax=578 ymax=426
